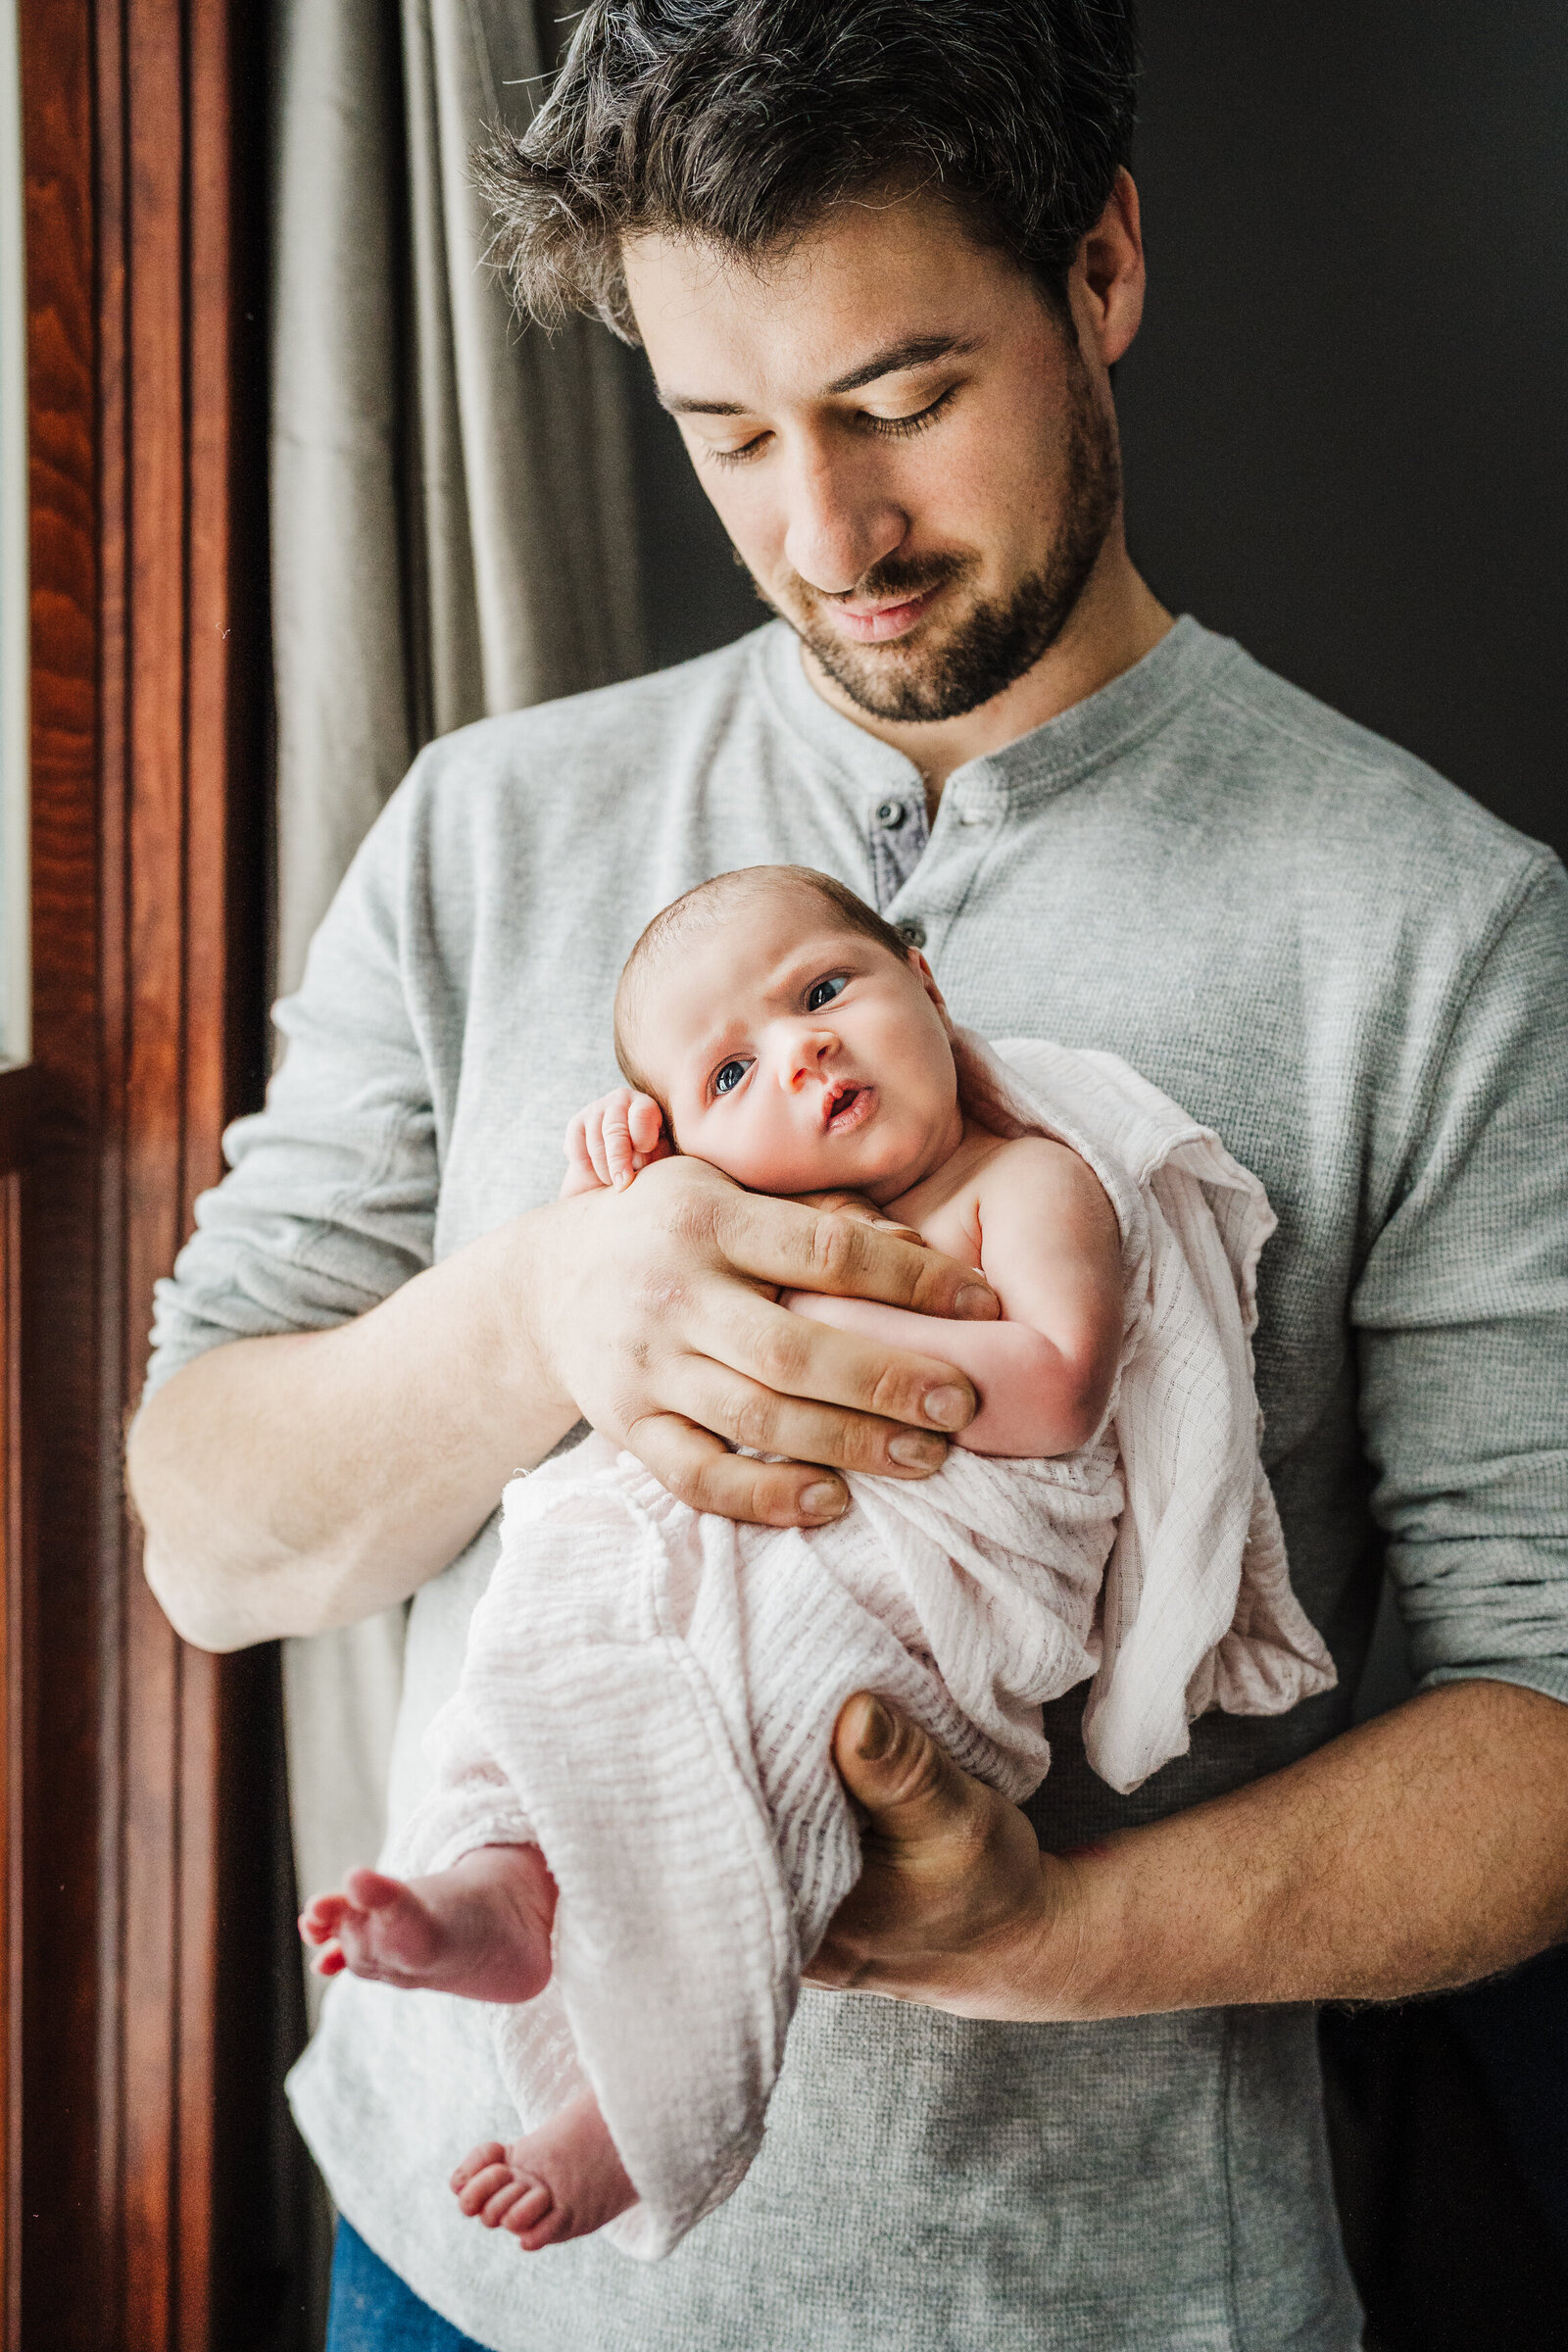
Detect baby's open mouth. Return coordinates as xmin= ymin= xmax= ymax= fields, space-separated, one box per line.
xmin=822 ymin=1081 xmax=875 ymax=1136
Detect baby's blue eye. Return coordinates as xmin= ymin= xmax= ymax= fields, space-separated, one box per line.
xmin=807 ymin=975 xmax=848 ymax=1012
xmin=713 ymin=1059 xmax=749 ymax=1096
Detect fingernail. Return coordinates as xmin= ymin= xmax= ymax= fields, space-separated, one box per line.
xmin=923 ymin=1385 xmax=970 ymax=1429
xmin=802 ymin=1480 xmax=847 ymax=1519
xmin=613 ymin=1170 xmax=631 ymax=1190
xmin=857 ymin=1696 xmax=895 ymax=1760
xmin=888 ymin=1431 xmax=945 ymax=1470
xmin=956 ymin=1283 xmax=997 ymax=1319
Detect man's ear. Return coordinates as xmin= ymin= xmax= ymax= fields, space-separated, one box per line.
xmin=909 ymin=949 xmax=954 ymax=1026
xmin=1073 ymin=168 xmax=1145 ymax=370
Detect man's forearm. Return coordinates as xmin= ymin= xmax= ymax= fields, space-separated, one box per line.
xmin=1036 ymin=1680 xmax=1568 ymax=2017
xmin=129 ymin=1213 xmax=577 ymax=1653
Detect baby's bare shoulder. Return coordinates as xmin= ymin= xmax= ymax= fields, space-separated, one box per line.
xmin=978 ymin=1133 xmax=1107 ymax=1205
xmin=974 ymin=1135 xmax=1120 ymax=1263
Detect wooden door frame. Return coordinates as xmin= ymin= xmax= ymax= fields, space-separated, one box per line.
xmin=12 ymin=0 xmax=274 ymax=2342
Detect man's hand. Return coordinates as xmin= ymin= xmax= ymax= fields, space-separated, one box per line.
xmin=806 ymin=1681 xmax=1568 ymax=2023
xmin=787 ymin=1188 xmax=927 ymax=1249
xmin=531 ymin=1157 xmax=1001 ymax=1526
xmin=132 ymin=1156 xmax=1000 ymax=1648
xmin=806 ymin=1693 xmax=1078 ymax=2020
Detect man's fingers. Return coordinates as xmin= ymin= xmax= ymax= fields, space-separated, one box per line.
xmin=832 ymin=1692 xmax=976 ymax=1836
xmin=714 ymin=1194 xmax=998 ymax=1322
xmin=672 ymin=1359 xmax=952 ymax=1480
xmin=626 ymin=1413 xmax=852 ymax=1528
xmin=700 ymin=1287 xmax=979 ymax=1435
xmin=807 ymin=1693 xmax=989 ymax=1997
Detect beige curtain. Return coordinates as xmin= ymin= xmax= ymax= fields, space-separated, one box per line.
xmin=270 ymin=0 xmax=645 ymax=1972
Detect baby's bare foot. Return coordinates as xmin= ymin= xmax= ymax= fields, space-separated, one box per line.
xmin=452 ymin=2088 xmax=637 ymax=2251
xmin=298 ymin=1844 xmax=557 ymax=2004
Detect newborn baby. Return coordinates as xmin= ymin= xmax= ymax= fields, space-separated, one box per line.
xmin=301 ymin=864 xmax=1335 ymax=2262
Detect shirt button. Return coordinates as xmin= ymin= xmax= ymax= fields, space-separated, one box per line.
xmin=895 ymin=918 xmax=927 ymax=950
xmin=875 ymin=799 xmax=906 ymax=828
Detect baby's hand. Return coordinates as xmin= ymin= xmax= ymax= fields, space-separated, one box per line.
xmin=562 ymin=1089 xmax=671 ymax=1197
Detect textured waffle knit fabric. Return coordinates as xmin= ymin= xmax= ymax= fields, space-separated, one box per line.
xmin=396 ymin=1034 xmax=1336 ymax=2258
xmin=143 ymin=617 xmax=1568 ymax=2351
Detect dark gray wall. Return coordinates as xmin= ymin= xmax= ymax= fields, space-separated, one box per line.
xmin=628 ymin=3 xmax=1568 ymax=860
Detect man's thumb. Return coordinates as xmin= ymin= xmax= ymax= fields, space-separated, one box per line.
xmin=832 ymin=1692 xmax=972 ymax=1837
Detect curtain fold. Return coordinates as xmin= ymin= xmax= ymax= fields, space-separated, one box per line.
xmin=270 ymin=0 xmax=646 ymax=1961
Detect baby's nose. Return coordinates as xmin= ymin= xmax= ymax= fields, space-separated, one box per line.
xmin=785 ymin=1028 xmax=835 ymax=1088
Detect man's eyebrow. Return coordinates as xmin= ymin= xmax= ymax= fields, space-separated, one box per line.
xmin=824 ymin=333 xmax=980 ymax=396
xmin=657 ymin=386 xmax=748 ymax=417
xmin=656 ymin=333 xmax=980 ymax=417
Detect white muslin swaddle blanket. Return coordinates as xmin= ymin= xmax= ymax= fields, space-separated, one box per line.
xmin=393 ymin=1035 xmax=1336 ymax=2258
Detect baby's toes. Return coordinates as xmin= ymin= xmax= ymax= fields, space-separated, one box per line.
xmin=454 ymin=2159 xmax=515 ymax=2220
xmin=487 ymin=2176 xmax=548 ymax=2232
xmin=310 ymin=1939 xmax=347 ymax=1977
xmin=515 ymin=2196 xmax=573 ymax=2252
xmin=502 ymin=2181 xmax=554 ymax=2240
xmin=451 ymin=2140 xmax=506 ymax=2195
xmin=298 ymin=1892 xmax=347 ymax=1943
xmin=342 ymin=1865 xmax=406 ymax=1913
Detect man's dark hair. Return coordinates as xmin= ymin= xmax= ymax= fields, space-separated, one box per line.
xmin=477 ymin=0 xmax=1140 ymax=341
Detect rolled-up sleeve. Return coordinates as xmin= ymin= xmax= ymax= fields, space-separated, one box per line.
xmin=1353 ymin=856 xmax=1568 ymax=1700
xmin=144 ymin=768 xmax=438 ymax=1400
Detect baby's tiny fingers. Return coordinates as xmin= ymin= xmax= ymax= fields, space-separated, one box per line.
xmin=628 ymin=1094 xmax=665 ymax=1153
xmin=602 ymin=1104 xmax=636 ymax=1181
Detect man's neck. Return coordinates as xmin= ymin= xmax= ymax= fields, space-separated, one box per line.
xmin=800 ymin=533 xmax=1174 ymax=801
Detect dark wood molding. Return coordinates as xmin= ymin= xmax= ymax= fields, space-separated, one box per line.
xmin=17 ymin=1 xmax=271 ymax=2343
xmin=0 ymin=1073 xmax=38 ymax=1180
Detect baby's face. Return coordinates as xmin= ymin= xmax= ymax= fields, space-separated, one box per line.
xmin=629 ymin=888 xmax=962 ymax=1200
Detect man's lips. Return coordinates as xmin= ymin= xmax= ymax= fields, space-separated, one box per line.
xmin=822 ymin=1081 xmax=876 ymax=1136
xmin=832 ymin=587 xmax=942 ymax=644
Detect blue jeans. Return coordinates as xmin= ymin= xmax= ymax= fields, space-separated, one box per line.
xmin=325 ymin=2218 xmax=490 ymax=2351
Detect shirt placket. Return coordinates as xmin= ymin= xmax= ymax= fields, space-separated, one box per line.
xmin=866 ymin=791 xmax=929 ymax=924
xmin=866 ymin=771 xmax=1010 ymax=956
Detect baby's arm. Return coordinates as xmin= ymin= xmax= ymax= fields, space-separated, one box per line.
xmin=561 ymin=1088 xmax=671 ymax=1197
xmin=784 ymin=1141 xmax=1122 ymax=1457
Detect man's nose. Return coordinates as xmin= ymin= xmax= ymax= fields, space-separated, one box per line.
xmin=781 ymin=442 xmax=907 ymax=596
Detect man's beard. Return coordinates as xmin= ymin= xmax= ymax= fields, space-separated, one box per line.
xmin=761 ymin=361 xmax=1122 ymax=726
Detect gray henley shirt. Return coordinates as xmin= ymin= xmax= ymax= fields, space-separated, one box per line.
xmin=147 ymin=614 xmax=1568 ymax=2352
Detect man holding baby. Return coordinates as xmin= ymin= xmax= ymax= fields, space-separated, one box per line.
xmin=130 ymin=3 xmax=1568 ymax=2347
